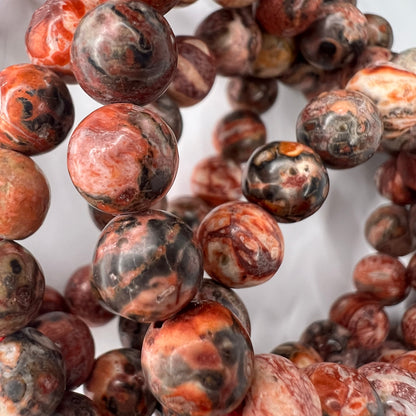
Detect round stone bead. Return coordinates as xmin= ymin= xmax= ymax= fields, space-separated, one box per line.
xmin=53 ymin=391 xmax=100 ymax=416
xmin=213 ymin=0 xmax=256 ymax=7
xmin=270 ymin=341 xmax=322 ymax=369
xmin=0 ymin=327 xmax=65 ymax=416
xmin=84 ymin=348 xmax=156 ymax=416
xmin=296 ymin=89 xmax=383 ymax=169
xmin=141 ymin=300 xmax=254 ymax=416
xmin=118 ymin=317 xmax=150 ymax=353
xmin=213 ymin=109 xmax=267 ymax=164
xmin=195 ymin=7 xmax=261 ymax=77
xmin=67 ymin=103 xmax=178 ymax=214
xmin=64 ymin=264 xmax=115 ymax=327
xmin=38 ymin=285 xmax=70 ymax=316
xmin=0 ymin=64 xmax=74 ymax=155
xmin=0 ymin=148 xmax=50 ymax=240
xmin=365 ymin=13 xmax=394 ymax=49
xmin=92 ymin=211 xmax=204 ymax=322
xmin=0 ymin=240 xmax=45 ymax=337
xmin=197 ymin=201 xmax=284 ymax=288
xmin=71 ymin=0 xmax=177 ymax=105
xmin=167 ymin=36 xmax=216 ymax=107
xmin=30 ymin=311 xmax=96 ymax=390
xmin=242 ymin=141 xmax=329 ymax=222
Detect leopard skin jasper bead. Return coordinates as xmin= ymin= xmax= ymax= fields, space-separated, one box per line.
xmin=67 ymin=103 xmax=178 ymax=215
xmin=0 ymin=240 xmax=45 ymax=337
xmin=197 ymin=201 xmax=284 ymax=288
xmin=25 ymin=0 xmax=108 ymax=80
xmin=71 ymin=1 xmax=177 ymax=105
xmin=118 ymin=317 xmax=150 ymax=353
xmin=53 ymin=391 xmax=100 ymax=416
xmin=213 ymin=109 xmax=267 ymax=164
xmin=195 ymin=7 xmax=261 ymax=77
xmin=393 ymin=48 xmax=416 ymax=74
xmin=92 ymin=211 xmax=203 ymax=322
xmin=30 ymin=311 xmax=95 ymax=390
xmin=296 ymin=89 xmax=383 ymax=169
xmin=242 ymin=141 xmax=329 ymax=222
xmin=240 ymin=354 xmax=322 ymax=416
xmin=141 ymin=300 xmax=254 ymax=416
xmin=346 ymin=64 xmax=416 ymax=153
xmin=393 ymin=350 xmax=416 ymax=375
xmin=255 ymin=0 xmax=323 ymax=37
xmin=298 ymin=2 xmax=368 ymax=71
xmin=365 ymin=13 xmax=394 ymax=49
xmin=0 ymin=63 xmax=74 ymax=155
xmin=0 ymin=327 xmax=65 ymax=416
xmin=304 ymin=362 xmax=383 ymax=416
xmin=0 ymin=149 xmax=50 ymax=240
xmin=358 ymin=362 xmax=416 ymax=413
xmin=270 ymin=341 xmax=322 ymax=369
xmin=167 ymin=36 xmax=216 ymax=107
xmin=84 ymin=348 xmax=156 ymax=416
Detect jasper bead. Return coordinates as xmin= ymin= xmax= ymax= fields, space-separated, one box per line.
xmin=213 ymin=109 xmax=267 ymax=164
xmin=30 ymin=311 xmax=95 ymax=390
xmin=213 ymin=0 xmax=256 ymax=7
xmin=304 ymin=362 xmax=382 ymax=415
xmin=270 ymin=342 xmax=322 ymax=369
xmin=0 ymin=240 xmax=45 ymax=337
xmin=401 ymin=304 xmax=416 ymax=349
xmin=365 ymin=13 xmax=394 ymax=49
xmin=393 ymin=350 xmax=416 ymax=375
xmin=85 ymin=348 xmax=156 ymax=416
xmin=397 ymin=150 xmax=416 ymax=191
xmin=242 ymin=141 xmax=329 ymax=222
xmin=0 ymin=149 xmax=50 ymax=239
xmin=406 ymin=252 xmax=416 ymax=290
xmin=53 ymin=391 xmax=100 ymax=416
xmin=195 ymin=7 xmax=261 ymax=77
xmin=92 ymin=211 xmax=203 ymax=322
xmin=38 ymin=286 xmax=70 ymax=316
xmin=0 ymin=327 xmax=65 ymax=416
xmin=197 ymin=201 xmax=284 ymax=288
xmin=240 ymin=354 xmax=322 ymax=416
xmin=227 ymin=76 xmax=278 ymax=114
xmin=64 ymin=264 xmax=115 ymax=327
xmin=118 ymin=317 xmax=150 ymax=353
xmin=364 ymin=203 xmax=414 ymax=257
xmin=71 ymin=1 xmax=177 ymax=105
xmin=167 ymin=36 xmax=216 ymax=107
xmin=0 ymin=63 xmax=74 ymax=155
xmin=353 ymin=253 xmax=409 ymax=306
xmin=141 ymin=300 xmax=254 ymax=416
xmin=298 ymin=2 xmax=368 ymax=71
xmin=296 ymin=89 xmax=383 ymax=169
xmin=191 ymin=155 xmax=243 ymax=207
xmin=67 ymin=104 xmax=178 ymax=214
xmin=255 ymin=0 xmax=323 ymax=37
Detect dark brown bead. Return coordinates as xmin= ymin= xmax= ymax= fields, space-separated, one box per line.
xmin=213 ymin=0 xmax=256 ymax=7
xmin=30 ymin=311 xmax=95 ymax=390
xmin=52 ymin=391 xmax=100 ymax=415
xmin=118 ymin=317 xmax=150 ymax=353
xmin=227 ymin=76 xmax=278 ymax=114
xmin=397 ymin=150 xmax=416 ymax=191
xmin=402 ymin=304 xmax=416 ymax=349
xmin=38 ymin=285 xmax=70 ymax=316
xmin=406 ymin=252 xmax=416 ymax=291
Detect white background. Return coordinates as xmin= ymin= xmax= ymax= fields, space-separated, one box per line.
xmin=1 ymin=0 xmax=416 ymax=358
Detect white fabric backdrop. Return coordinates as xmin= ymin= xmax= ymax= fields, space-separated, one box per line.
xmin=0 ymin=0 xmax=415 ymax=357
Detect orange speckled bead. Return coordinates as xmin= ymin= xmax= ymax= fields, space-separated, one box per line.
xmin=0 ymin=148 xmax=50 ymax=240
xmin=67 ymin=103 xmax=178 ymax=214
xmin=0 ymin=64 xmax=74 ymax=155
xmin=393 ymin=350 xmax=416 ymax=375
xmin=197 ymin=201 xmax=284 ymax=288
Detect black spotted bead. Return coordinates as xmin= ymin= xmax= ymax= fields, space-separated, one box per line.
xmin=242 ymin=141 xmax=329 ymax=222
xmin=92 ymin=210 xmax=204 ymax=322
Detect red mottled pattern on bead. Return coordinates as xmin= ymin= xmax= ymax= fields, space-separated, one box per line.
xmin=270 ymin=341 xmax=322 ymax=369
xmin=30 ymin=311 xmax=95 ymax=390
xmin=406 ymin=252 xmax=416 ymax=290
xmin=197 ymin=201 xmax=284 ymax=288
xmin=393 ymin=350 xmax=416 ymax=376
xmin=329 ymin=292 xmax=389 ymax=349
xmin=85 ymin=348 xmax=156 ymax=416
xmin=352 ymin=253 xmax=409 ymax=305
xmin=142 ymin=300 xmax=254 ymax=416
xmin=0 ymin=148 xmax=50 ymax=240
xmin=397 ymin=150 xmax=416 ymax=191
xmin=38 ymin=285 xmax=69 ymax=316
xmin=67 ymin=104 xmax=178 ymax=214
xmin=401 ymin=304 xmax=416 ymax=349
xmin=304 ymin=362 xmax=382 ymax=415
xmin=241 ymin=354 xmax=321 ymax=415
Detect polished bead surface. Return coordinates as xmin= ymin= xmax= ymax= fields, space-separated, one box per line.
xmin=0 ymin=240 xmax=44 ymax=337
xmin=197 ymin=201 xmax=284 ymax=288
xmin=38 ymin=285 xmax=70 ymax=316
xmin=0 ymin=148 xmax=50 ymax=240
xmin=365 ymin=13 xmax=394 ymax=49
xmin=92 ymin=211 xmax=203 ymax=322
xmin=242 ymin=141 xmax=329 ymax=222
xmin=141 ymin=300 xmax=254 ymax=416
xmin=296 ymin=89 xmax=383 ymax=169
xmin=30 ymin=311 xmax=95 ymax=390
xmin=118 ymin=317 xmax=150 ymax=353
xmin=67 ymin=104 xmax=178 ymax=214
xmin=0 ymin=327 xmax=65 ymax=416
xmin=85 ymin=348 xmax=156 ymax=416
xmin=71 ymin=1 xmax=177 ymax=105
xmin=270 ymin=342 xmax=322 ymax=369
xmin=52 ymin=391 xmax=100 ymax=416
xmin=0 ymin=63 xmax=74 ymax=155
